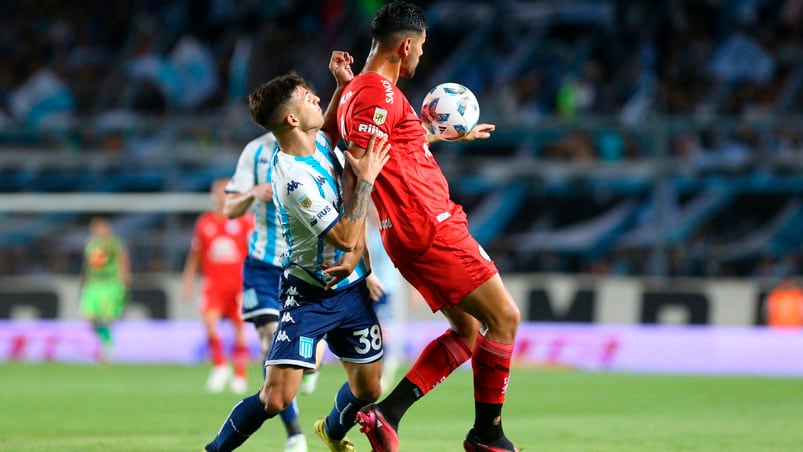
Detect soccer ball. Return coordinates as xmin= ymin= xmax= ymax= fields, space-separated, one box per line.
xmin=420 ymin=82 xmax=480 ymax=141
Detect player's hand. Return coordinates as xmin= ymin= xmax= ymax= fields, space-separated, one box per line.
xmin=251 ymin=183 xmax=273 ymax=202
xmin=320 ymin=251 xmax=360 ymax=290
xmin=330 ymin=51 xmax=354 ymax=86
xmin=457 ymin=123 xmax=495 ymax=142
xmin=344 ymin=133 xmax=390 ymax=184
xmin=365 ymin=273 xmax=387 ymax=302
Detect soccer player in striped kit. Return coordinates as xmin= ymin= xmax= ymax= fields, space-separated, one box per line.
xmin=222 ymin=132 xmax=310 ymax=452
xmin=204 ymin=52 xmax=389 ymax=452
xmin=338 ymin=2 xmax=520 ymax=451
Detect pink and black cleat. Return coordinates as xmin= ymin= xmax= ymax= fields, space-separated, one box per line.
xmin=356 ymin=404 xmax=399 ymax=452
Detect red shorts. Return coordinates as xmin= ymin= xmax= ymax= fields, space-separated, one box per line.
xmin=200 ymin=286 xmax=243 ymax=323
xmin=397 ymin=221 xmax=498 ymax=312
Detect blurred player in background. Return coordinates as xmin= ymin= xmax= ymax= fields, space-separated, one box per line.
xmin=765 ymin=275 xmax=803 ymax=329
xmin=181 ymin=178 xmax=252 ymax=394
xmin=204 ymin=54 xmax=389 ymax=452
xmin=79 ymin=216 xmax=131 ymax=364
xmin=338 ymin=2 xmax=520 ymax=451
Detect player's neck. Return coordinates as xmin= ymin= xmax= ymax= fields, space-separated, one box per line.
xmin=363 ymin=52 xmax=400 ymax=85
xmin=276 ymin=128 xmax=316 ymax=157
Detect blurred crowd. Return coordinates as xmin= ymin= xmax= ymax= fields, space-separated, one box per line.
xmin=1 ymin=2 xmax=799 ymax=119
xmin=1 ymin=0 xmax=803 ymax=279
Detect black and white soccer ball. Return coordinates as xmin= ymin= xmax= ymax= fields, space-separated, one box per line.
xmin=421 ymin=82 xmax=480 ymax=141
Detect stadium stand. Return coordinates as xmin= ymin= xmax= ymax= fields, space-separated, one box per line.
xmin=1 ymin=0 xmax=802 ymax=280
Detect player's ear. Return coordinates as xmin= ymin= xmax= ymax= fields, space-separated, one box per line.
xmin=399 ymin=37 xmax=412 ymax=57
xmin=285 ymin=112 xmax=299 ymax=127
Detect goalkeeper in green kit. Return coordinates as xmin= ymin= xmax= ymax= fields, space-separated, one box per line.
xmin=79 ymin=216 xmax=131 ymax=363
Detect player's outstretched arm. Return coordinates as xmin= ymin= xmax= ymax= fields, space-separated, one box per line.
xmin=321 ymin=51 xmax=354 ymax=143
xmin=321 ymin=134 xmax=389 ymax=251
xmin=180 ymin=248 xmax=200 ymax=302
xmin=425 ymin=123 xmax=496 ymax=144
xmin=223 ymin=184 xmax=272 ymax=218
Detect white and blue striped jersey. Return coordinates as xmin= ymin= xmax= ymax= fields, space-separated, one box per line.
xmin=225 ymin=132 xmax=287 ymax=267
xmin=272 ymin=131 xmax=369 ymax=290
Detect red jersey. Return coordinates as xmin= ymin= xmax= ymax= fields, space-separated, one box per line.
xmin=191 ymin=212 xmax=253 ymax=292
xmin=338 ymin=72 xmax=467 ymax=266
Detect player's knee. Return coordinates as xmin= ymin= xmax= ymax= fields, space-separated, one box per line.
xmin=452 ymin=316 xmax=481 ymax=344
xmin=263 ymin=391 xmax=292 ymax=414
xmin=257 ymin=387 xmax=271 ymax=411
xmin=353 ymin=382 xmax=382 ymax=402
xmin=500 ymin=302 xmax=521 ymax=338
xmin=486 ymin=298 xmax=520 ymax=336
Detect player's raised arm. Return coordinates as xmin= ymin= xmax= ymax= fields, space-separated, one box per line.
xmin=322 ymin=133 xmax=389 ymax=251
xmin=223 ymin=184 xmax=272 ymax=218
xmin=321 ymin=51 xmax=354 ymax=143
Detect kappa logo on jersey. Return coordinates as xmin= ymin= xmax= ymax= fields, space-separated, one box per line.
xmin=299 ymin=336 xmax=314 ymax=359
xmin=373 ymin=107 xmax=387 ymax=125
xmin=275 ymin=330 xmax=291 ymax=342
xmin=315 ymin=175 xmax=327 ymax=186
xmin=281 ymin=311 xmax=296 ymax=324
xmin=298 ymin=195 xmax=313 ymax=209
xmin=287 ymin=180 xmax=302 ymax=194
xmin=285 ymin=286 xmax=299 ymax=296
xmin=379 ymin=218 xmax=393 ymax=230
xmin=381 ymin=79 xmax=394 ymax=104
xmin=357 ymin=123 xmax=388 ymax=138
xmin=340 ymin=90 xmax=353 ymax=105
xmin=284 ymin=295 xmax=299 ymax=308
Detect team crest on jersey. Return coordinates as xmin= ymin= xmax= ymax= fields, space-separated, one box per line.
xmin=298 ymin=195 xmax=313 ymax=209
xmin=242 ymin=288 xmax=258 ymax=309
xmin=373 ymin=107 xmax=387 ymax=125
xmin=299 ymin=337 xmax=314 ymax=359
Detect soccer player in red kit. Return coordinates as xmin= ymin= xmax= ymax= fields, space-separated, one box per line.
xmin=337 ymin=2 xmax=520 ymax=451
xmin=182 ymin=178 xmax=254 ymax=394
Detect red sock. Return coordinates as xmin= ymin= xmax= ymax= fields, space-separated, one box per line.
xmin=209 ymin=336 xmax=226 ymax=367
xmin=472 ymin=334 xmax=513 ymax=404
xmin=405 ymin=329 xmax=472 ymax=395
xmin=232 ymin=343 xmax=249 ymax=378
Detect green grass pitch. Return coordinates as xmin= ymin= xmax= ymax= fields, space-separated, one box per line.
xmin=1 ymin=363 xmax=802 ymax=451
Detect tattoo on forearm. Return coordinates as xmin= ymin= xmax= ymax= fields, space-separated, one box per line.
xmin=344 ymin=180 xmax=374 ymax=222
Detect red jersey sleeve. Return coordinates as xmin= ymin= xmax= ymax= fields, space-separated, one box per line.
xmin=341 ymin=80 xmax=396 ymax=149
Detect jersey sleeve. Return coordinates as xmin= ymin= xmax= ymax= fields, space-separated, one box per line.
xmin=227 ymin=143 xmax=258 ymax=193
xmin=343 ymin=83 xmax=394 ymax=150
xmin=277 ymin=171 xmax=340 ymax=238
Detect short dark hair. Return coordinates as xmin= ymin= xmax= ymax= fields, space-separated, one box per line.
xmin=371 ymin=1 xmax=427 ymax=42
xmin=248 ymin=72 xmax=306 ymax=131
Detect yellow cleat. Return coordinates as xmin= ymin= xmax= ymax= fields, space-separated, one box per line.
xmin=314 ymin=418 xmax=357 ymax=452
